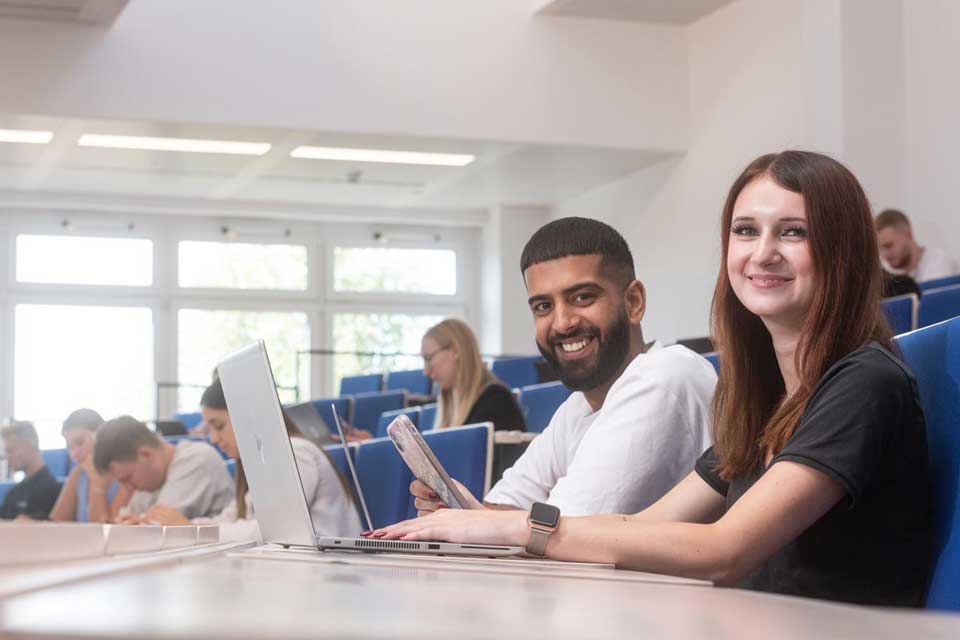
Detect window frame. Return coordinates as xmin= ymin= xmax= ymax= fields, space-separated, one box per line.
xmin=0 ymin=211 xmax=480 ymax=424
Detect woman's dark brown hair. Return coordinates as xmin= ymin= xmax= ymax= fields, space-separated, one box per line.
xmin=711 ymin=150 xmax=893 ymax=479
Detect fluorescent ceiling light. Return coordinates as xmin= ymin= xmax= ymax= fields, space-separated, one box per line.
xmin=290 ymin=145 xmax=475 ymax=166
xmin=0 ymin=129 xmax=54 ymax=144
xmin=77 ymin=134 xmax=271 ymax=155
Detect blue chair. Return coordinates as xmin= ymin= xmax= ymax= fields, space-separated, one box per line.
xmin=310 ymin=397 xmax=353 ymax=431
xmin=375 ymin=406 xmax=421 ymax=439
xmin=518 ymin=382 xmax=571 ymax=433
xmin=420 ymin=403 xmax=438 ymax=429
xmin=919 ymin=285 xmax=960 ymax=328
xmin=0 ymin=481 xmax=15 ymax=505
xmin=405 ymin=424 xmax=493 ymax=519
xmin=491 ymin=356 xmax=543 ymax=389
xmin=882 ymin=293 xmax=919 ymax=335
xmin=322 ymin=443 xmax=365 ymax=511
xmin=919 ymin=274 xmax=960 ymax=292
xmin=353 ymin=437 xmax=414 ymax=529
xmin=340 ymin=373 xmax=383 ymax=396
xmin=896 ymin=317 xmax=960 ymax=610
xmin=173 ymin=412 xmax=203 ymax=429
xmin=41 ymin=449 xmax=71 ymax=477
xmin=703 ymin=352 xmax=720 ymax=373
xmin=385 ymin=369 xmax=434 ymax=395
xmin=351 ymin=391 xmax=405 ymax=432
xmin=225 ymin=459 xmax=237 ymax=479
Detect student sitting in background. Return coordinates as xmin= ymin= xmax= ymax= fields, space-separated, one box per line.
xmin=376 ymin=151 xmax=934 ymax=607
xmin=340 ymin=318 xmax=527 ymax=443
xmin=94 ymin=415 xmax=233 ymax=520
xmin=143 ymin=380 xmax=362 ymax=542
xmin=0 ymin=421 xmax=61 ymax=520
xmin=421 ymin=318 xmax=526 ymax=432
xmin=875 ymin=208 xmax=959 ymax=283
xmin=50 ymin=409 xmax=131 ymax=523
xmin=407 ymin=217 xmax=717 ymax=517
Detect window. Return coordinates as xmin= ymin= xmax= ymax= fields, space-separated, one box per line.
xmin=178 ymin=241 xmax=308 ymax=290
xmin=333 ymin=247 xmax=456 ymax=295
xmin=177 ymin=309 xmax=310 ymax=411
xmin=14 ymin=304 xmax=154 ymax=449
xmin=16 ymin=234 xmax=153 ymax=286
xmin=332 ymin=312 xmax=444 ymax=390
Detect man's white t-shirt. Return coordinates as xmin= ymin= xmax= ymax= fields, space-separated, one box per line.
xmin=484 ymin=342 xmax=716 ymax=516
xmin=911 ymin=247 xmax=960 ymax=283
xmin=127 ymin=440 xmax=234 ymax=519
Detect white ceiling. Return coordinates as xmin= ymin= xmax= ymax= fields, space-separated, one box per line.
xmin=0 ymin=113 xmax=678 ymax=218
xmin=536 ymin=0 xmax=735 ymax=25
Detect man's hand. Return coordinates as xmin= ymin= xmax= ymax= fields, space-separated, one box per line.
xmin=411 ymin=478 xmax=484 ymax=516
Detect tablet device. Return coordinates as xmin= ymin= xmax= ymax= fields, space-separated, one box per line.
xmin=386 ymin=415 xmax=472 ymax=510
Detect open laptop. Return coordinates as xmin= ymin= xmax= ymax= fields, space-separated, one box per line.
xmin=284 ymin=401 xmax=334 ymax=445
xmin=218 ymin=341 xmax=524 ymax=557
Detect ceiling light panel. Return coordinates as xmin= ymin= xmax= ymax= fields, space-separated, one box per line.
xmin=0 ymin=129 xmax=54 ymax=144
xmin=77 ymin=134 xmax=271 ymax=155
xmin=290 ymin=146 xmax=474 ymax=166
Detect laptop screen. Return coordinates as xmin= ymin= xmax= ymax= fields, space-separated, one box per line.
xmin=329 ymin=405 xmax=374 ymax=532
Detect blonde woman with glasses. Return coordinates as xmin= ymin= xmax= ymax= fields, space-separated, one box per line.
xmin=421 ymin=319 xmax=526 ymax=432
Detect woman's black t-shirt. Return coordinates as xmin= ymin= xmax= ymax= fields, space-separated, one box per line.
xmin=695 ymin=342 xmax=934 ymax=606
xmin=464 ymin=383 xmax=526 ymax=432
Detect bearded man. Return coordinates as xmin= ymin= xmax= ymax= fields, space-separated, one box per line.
xmin=414 ymin=217 xmax=717 ymax=516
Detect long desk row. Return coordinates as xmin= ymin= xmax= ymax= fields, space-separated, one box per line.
xmin=0 ymin=542 xmax=958 ymax=639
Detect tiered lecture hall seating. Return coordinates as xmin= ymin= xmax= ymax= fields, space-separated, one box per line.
xmin=517 ymin=381 xmax=572 ymax=433
xmin=896 ymin=316 xmax=960 ymax=610
xmin=491 ymin=356 xmax=543 ymax=389
xmin=919 ymin=274 xmax=960 ymax=293
xmin=384 ymin=369 xmax=433 ymax=395
xmin=339 ymin=373 xmax=384 ymax=396
xmin=918 ymin=284 xmax=960 ymax=329
xmin=882 ymin=293 xmax=919 ymax=335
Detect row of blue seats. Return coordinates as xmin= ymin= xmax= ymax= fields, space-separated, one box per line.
xmin=340 ymin=369 xmax=433 ymax=396
xmin=321 ymin=423 xmax=492 ymax=529
xmin=882 ymin=284 xmax=960 ymax=335
xmin=339 ymin=355 xmax=547 ymax=398
xmin=373 ymin=381 xmax=572 ymax=438
xmin=175 ymin=390 xmax=410 ymax=433
xmin=918 ymin=273 xmax=960 ymax=292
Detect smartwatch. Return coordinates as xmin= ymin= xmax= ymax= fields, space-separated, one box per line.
xmin=526 ymin=502 xmax=561 ymax=557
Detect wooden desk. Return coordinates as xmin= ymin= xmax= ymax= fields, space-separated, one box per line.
xmin=0 ymin=545 xmax=958 ymax=639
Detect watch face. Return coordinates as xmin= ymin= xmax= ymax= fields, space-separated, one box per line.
xmin=530 ymin=502 xmax=560 ymax=527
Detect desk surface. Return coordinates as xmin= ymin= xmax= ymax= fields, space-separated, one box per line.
xmin=0 ymin=546 xmax=958 ymax=640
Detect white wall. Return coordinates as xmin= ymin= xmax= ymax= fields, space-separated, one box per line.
xmin=0 ymin=0 xmax=687 ymax=151
xmin=555 ymin=0 xmax=833 ymax=342
xmin=481 ymin=206 xmax=549 ymax=356
xmin=903 ymin=0 xmax=960 ymax=262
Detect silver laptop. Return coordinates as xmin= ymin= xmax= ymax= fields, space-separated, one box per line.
xmin=218 ymin=341 xmax=523 ymax=557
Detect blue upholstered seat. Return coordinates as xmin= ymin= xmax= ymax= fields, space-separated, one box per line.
xmin=895 ymin=317 xmax=960 ymax=610
xmin=518 ymin=381 xmax=572 ymax=433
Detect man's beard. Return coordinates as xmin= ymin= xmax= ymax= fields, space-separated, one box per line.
xmin=537 ymin=312 xmax=631 ymax=392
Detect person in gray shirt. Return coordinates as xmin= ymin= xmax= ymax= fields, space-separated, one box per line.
xmin=93 ymin=416 xmax=233 ymax=520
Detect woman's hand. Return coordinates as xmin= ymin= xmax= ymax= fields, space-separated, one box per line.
xmin=411 ymin=479 xmax=483 ymax=515
xmin=331 ymin=428 xmax=373 ymax=443
xmin=142 ymin=504 xmax=192 ymax=526
xmin=366 ymin=508 xmax=529 ymax=547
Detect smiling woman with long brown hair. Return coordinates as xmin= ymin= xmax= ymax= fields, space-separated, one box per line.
xmin=371 ymin=150 xmax=935 ymax=607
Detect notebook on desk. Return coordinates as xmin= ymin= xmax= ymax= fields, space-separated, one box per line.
xmin=218 ymin=341 xmax=524 ymax=558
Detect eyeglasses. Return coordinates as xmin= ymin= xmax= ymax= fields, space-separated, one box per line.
xmin=421 ymin=346 xmax=449 ymax=367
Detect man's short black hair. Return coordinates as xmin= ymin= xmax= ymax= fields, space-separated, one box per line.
xmin=520 ymin=217 xmax=636 ymax=287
